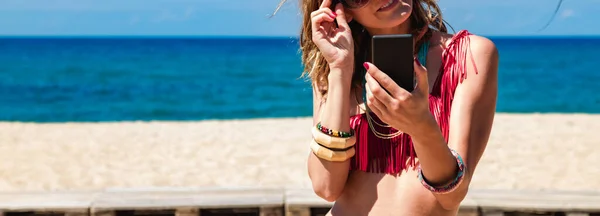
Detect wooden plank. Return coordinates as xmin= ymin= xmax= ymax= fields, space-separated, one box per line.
xmin=66 ymin=213 xmax=92 ymax=216
xmin=284 ymin=207 xmax=310 ymax=216
xmin=566 ymin=213 xmax=590 ymax=216
xmin=91 ymin=187 xmax=284 ymax=211
xmin=506 ymin=213 xmax=566 ymax=216
xmin=283 ymin=189 xmax=330 ymax=216
xmin=284 ymin=189 xmax=332 ymax=209
xmin=459 ymin=194 xmax=480 ymax=216
xmin=0 ymin=192 xmax=97 ymax=213
xmin=1 ymin=213 xmax=70 ymax=216
xmin=175 ymin=208 xmax=198 ymax=216
xmin=200 ymin=208 xmax=258 ymax=216
xmin=469 ymin=189 xmax=600 ymax=212
xmin=457 ymin=208 xmax=479 ymax=216
xmin=258 ymin=207 xmax=282 ymax=216
xmin=481 ymin=212 xmax=504 ymax=216
xmin=90 ymin=212 xmax=115 ymax=216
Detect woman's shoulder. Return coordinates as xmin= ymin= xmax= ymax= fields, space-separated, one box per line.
xmin=437 ymin=30 xmax=498 ymax=59
xmin=433 ymin=29 xmax=499 ymax=86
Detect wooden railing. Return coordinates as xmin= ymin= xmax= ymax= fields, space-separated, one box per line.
xmin=0 ymin=187 xmax=599 ymax=216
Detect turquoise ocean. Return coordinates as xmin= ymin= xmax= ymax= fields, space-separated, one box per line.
xmin=0 ymin=36 xmax=598 ymax=122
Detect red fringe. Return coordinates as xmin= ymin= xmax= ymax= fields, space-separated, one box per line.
xmin=349 ymin=114 xmax=416 ymax=173
xmin=349 ymin=30 xmax=477 ymax=174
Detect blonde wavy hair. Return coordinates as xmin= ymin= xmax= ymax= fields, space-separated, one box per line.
xmin=273 ymin=0 xmax=451 ymax=97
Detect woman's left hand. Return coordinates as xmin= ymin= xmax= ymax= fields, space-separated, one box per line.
xmin=363 ymin=58 xmax=434 ymax=136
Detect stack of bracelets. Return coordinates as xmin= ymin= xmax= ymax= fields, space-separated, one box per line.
xmin=310 ymin=122 xmax=356 ymax=162
xmin=310 ymin=122 xmax=466 ymax=194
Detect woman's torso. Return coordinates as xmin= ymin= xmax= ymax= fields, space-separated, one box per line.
xmin=326 ymin=31 xmax=469 ymax=216
xmin=331 ymin=169 xmax=458 ymax=216
xmin=329 ymin=97 xmax=457 ymax=216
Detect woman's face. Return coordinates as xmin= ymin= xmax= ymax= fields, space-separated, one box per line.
xmin=344 ymin=0 xmax=413 ymax=31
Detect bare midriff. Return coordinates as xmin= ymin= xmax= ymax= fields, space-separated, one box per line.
xmin=328 ymin=90 xmax=459 ymax=216
xmin=327 ymin=169 xmax=458 ymax=216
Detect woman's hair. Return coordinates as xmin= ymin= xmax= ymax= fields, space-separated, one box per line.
xmin=272 ymin=0 xmax=563 ymax=98
xmin=273 ymin=0 xmax=450 ymax=97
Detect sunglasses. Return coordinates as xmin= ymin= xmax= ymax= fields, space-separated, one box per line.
xmin=334 ymin=0 xmax=369 ymax=9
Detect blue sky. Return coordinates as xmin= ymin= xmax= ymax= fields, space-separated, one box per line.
xmin=0 ymin=0 xmax=598 ymax=36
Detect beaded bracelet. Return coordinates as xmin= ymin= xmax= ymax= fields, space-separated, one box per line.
xmin=316 ymin=122 xmax=355 ymax=138
xmin=417 ymin=148 xmax=466 ymax=194
xmin=311 ymin=127 xmax=356 ymax=149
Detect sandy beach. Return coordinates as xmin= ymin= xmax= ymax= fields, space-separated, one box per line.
xmin=0 ymin=113 xmax=598 ymax=192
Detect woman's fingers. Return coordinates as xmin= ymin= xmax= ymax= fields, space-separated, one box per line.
xmin=311 ymin=8 xmax=337 ymax=35
xmin=310 ymin=8 xmax=336 ymax=20
xmin=364 ymin=63 xmax=398 ymax=104
xmin=320 ymin=0 xmax=332 ymax=9
xmin=313 ymin=13 xmax=336 ymax=30
xmin=366 ymin=84 xmax=387 ymax=119
xmin=333 ymin=3 xmax=349 ymax=29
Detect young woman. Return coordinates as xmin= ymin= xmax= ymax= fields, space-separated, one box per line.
xmin=283 ymin=0 xmax=498 ymax=214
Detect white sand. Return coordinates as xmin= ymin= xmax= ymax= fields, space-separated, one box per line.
xmin=0 ymin=113 xmax=598 ymax=192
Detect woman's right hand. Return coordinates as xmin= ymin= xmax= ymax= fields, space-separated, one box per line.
xmin=311 ymin=0 xmax=354 ymax=73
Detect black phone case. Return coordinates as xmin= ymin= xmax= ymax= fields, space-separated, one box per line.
xmin=371 ymin=34 xmax=415 ymax=92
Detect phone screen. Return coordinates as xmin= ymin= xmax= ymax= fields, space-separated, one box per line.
xmin=371 ymin=34 xmax=415 ymax=92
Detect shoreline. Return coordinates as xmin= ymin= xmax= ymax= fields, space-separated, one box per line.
xmin=2 ymin=112 xmax=600 ymax=124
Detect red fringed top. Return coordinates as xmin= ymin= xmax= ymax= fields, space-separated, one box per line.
xmin=349 ymin=30 xmax=477 ymax=174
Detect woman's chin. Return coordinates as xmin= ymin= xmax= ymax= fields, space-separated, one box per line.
xmin=370 ymin=7 xmax=412 ymax=29
xmin=368 ymin=14 xmax=411 ymax=30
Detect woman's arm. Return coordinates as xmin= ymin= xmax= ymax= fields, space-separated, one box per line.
xmin=307 ymin=68 xmax=353 ymax=202
xmin=410 ymin=35 xmax=499 ymax=210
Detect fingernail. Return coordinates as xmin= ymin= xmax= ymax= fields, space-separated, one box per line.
xmin=332 ymin=12 xmax=338 ymax=16
xmin=363 ymin=62 xmax=369 ymax=70
xmin=330 ymin=14 xmax=336 ymax=19
xmin=414 ymin=58 xmax=422 ymax=67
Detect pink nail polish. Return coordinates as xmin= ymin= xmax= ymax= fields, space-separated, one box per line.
xmin=332 ymin=12 xmax=338 ymax=17
xmin=363 ymin=62 xmax=369 ymax=70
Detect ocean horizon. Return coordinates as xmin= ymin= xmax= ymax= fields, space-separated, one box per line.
xmin=0 ymin=35 xmax=598 ymax=122
xmin=2 ymin=33 xmax=600 ymax=38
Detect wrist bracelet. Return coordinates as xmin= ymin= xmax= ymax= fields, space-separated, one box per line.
xmin=310 ymin=139 xmax=355 ymax=162
xmin=316 ymin=122 xmax=355 ymax=138
xmin=417 ymin=148 xmax=466 ymax=194
xmin=311 ymin=127 xmax=356 ymax=149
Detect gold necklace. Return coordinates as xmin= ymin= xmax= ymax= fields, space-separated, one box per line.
xmin=354 ymin=88 xmax=403 ymax=139
xmin=365 ymin=106 xmax=404 ymax=139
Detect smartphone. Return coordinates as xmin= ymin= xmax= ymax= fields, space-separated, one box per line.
xmin=371 ymin=34 xmax=415 ymax=92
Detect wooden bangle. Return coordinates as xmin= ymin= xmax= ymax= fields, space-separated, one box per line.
xmin=311 ymin=127 xmax=356 ymax=149
xmin=310 ymin=139 xmax=355 ymax=162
